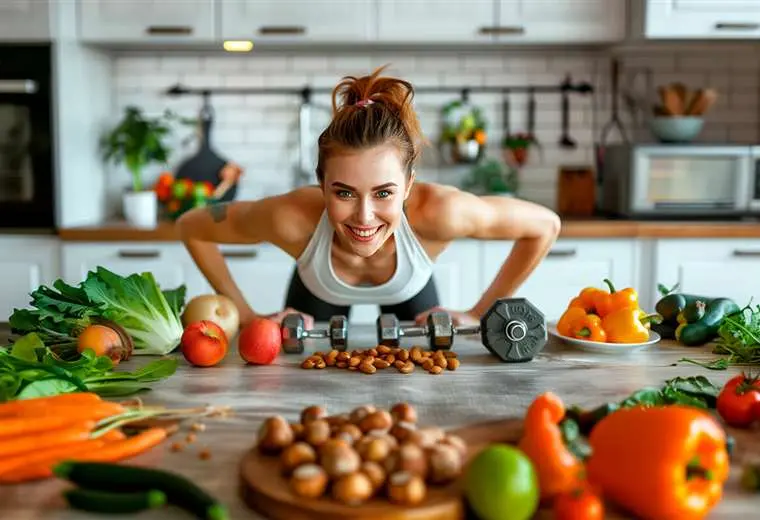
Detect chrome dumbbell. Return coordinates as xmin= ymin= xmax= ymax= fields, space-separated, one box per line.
xmin=281 ymin=314 xmax=348 ymax=354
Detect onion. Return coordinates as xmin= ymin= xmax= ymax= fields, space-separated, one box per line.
xmin=182 ymin=294 xmax=240 ymax=341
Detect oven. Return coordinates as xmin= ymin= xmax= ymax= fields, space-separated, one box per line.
xmin=0 ymin=44 xmax=55 ymax=230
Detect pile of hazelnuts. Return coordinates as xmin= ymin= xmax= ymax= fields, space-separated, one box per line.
xmin=256 ymin=402 xmax=468 ymax=507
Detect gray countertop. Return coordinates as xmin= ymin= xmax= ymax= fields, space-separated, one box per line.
xmin=0 ymin=325 xmax=757 ymax=519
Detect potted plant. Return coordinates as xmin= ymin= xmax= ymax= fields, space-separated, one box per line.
xmin=460 ymin=158 xmax=518 ymax=196
xmin=100 ymin=106 xmax=177 ymax=228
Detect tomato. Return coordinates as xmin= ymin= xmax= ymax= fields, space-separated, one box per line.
xmin=238 ymin=318 xmax=281 ymax=365
xmin=180 ymin=320 xmax=228 ymax=367
xmin=717 ymin=373 xmax=760 ymax=428
xmin=553 ymin=484 xmax=604 ymax=520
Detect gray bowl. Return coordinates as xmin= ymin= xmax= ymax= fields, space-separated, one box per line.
xmin=649 ymin=116 xmax=704 ymax=143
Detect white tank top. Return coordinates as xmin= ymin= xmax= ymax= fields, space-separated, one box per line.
xmin=296 ymin=211 xmax=435 ymax=306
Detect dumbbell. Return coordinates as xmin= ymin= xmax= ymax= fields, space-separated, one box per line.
xmin=376 ymin=297 xmax=548 ymax=363
xmin=281 ymin=314 xmax=348 ymax=354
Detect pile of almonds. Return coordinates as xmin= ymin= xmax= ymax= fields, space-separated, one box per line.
xmin=256 ymin=402 xmax=468 ymax=506
xmin=300 ymin=345 xmax=460 ymax=375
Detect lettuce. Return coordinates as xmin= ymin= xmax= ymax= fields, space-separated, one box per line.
xmin=9 ymin=267 xmax=186 ymax=356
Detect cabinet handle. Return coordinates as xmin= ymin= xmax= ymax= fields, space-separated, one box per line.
xmin=117 ymin=250 xmax=160 ymax=259
xmin=732 ymin=249 xmax=760 ymax=257
xmin=478 ymin=26 xmax=525 ymax=35
xmin=547 ymin=249 xmax=577 ymax=258
xmin=222 ymin=250 xmax=258 ymax=259
xmin=0 ymin=80 xmax=37 ymax=94
xmin=714 ymin=22 xmax=760 ymax=31
xmin=145 ymin=25 xmax=193 ymax=35
xmin=258 ymin=26 xmax=306 ymax=35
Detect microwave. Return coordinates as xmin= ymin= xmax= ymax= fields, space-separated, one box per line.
xmin=598 ymin=144 xmax=760 ymax=219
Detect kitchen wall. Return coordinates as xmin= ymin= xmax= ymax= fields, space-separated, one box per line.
xmin=108 ymin=44 xmax=760 ymax=213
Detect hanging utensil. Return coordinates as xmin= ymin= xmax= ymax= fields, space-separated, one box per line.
xmin=559 ymin=75 xmax=577 ymax=149
xmin=527 ymin=87 xmax=543 ymax=159
xmin=502 ymin=90 xmax=511 ymax=137
xmin=295 ymin=87 xmax=313 ymax=188
xmin=594 ymin=58 xmax=629 ymax=195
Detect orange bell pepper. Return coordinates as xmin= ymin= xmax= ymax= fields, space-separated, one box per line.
xmin=600 ymin=308 xmax=655 ymax=343
xmin=576 ymin=287 xmax=606 ymax=314
xmin=569 ymin=314 xmax=607 ymax=342
xmin=518 ymin=392 xmax=585 ymax=502
xmin=593 ymin=279 xmax=639 ymax=318
xmin=586 ymin=405 xmax=729 ymax=520
xmin=556 ymin=307 xmax=587 ymax=337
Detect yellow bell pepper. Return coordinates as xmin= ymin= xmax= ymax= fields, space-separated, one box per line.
xmin=600 ymin=308 xmax=658 ymax=343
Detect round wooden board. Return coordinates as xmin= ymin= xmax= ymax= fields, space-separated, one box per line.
xmin=239 ymin=417 xmax=524 ymax=520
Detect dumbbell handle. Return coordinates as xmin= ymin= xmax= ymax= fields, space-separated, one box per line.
xmin=399 ymin=325 xmax=429 ymax=338
xmin=453 ymin=324 xmax=481 ymax=336
xmin=300 ymin=328 xmax=329 ymax=340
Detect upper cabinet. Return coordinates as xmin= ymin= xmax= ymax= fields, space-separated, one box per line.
xmin=219 ymin=0 xmax=375 ymax=42
xmin=633 ymin=0 xmax=760 ymax=39
xmin=376 ymin=0 xmax=495 ymax=43
xmin=0 ymin=0 xmax=51 ymax=41
xmin=78 ymin=0 xmax=216 ymax=43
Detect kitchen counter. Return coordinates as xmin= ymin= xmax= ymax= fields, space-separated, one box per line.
xmin=0 ymin=326 xmax=756 ymax=519
xmin=56 ymin=218 xmax=760 ymax=241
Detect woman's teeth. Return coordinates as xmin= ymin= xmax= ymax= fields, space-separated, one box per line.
xmin=348 ymin=226 xmax=381 ymax=239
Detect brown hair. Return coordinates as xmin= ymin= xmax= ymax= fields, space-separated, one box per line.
xmin=315 ymin=65 xmax=424 ymax=182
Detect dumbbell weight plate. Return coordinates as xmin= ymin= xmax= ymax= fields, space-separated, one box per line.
xmin=480 ymin=298 xmax=547 ymax=362
xmin=329 ymin=315 xmax=348 ymax=351
xmin=281 ymin=314 xmax=306 ymax=354
xmin=377 ymin=314 xmax=401 ymax=347
xmin=427 ymin=311 xmax=454 ymax=350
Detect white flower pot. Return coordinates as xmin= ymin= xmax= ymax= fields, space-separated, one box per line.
xmin=123 ymin=190 xmax=158 ymax=229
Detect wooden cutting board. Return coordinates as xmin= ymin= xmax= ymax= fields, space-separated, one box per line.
xmin=239 ymin=416 xmax=759 ymax=520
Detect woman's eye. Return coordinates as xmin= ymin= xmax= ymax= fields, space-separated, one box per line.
xmin=336 ymin=190 xmax=353 ymax=198
xmin=376 ymin=190 xmax=392 ymax=198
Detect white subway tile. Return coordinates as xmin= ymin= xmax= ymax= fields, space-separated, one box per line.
xmin=244 ymin=56 xmax=293 ymax=73
xmin=223 ymin=74 xmax=266 ymax=88
xmin=202 ymin=56 xmax=249 ymax=72
xmin=330 ymin=56 xmax=374 ymax=74
xmin=292 ymin=56 xmax=331 ymax=72
xmin=160 ymin=56 xmax=203 ymax=73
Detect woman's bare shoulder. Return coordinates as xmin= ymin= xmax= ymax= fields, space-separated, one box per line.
xmin=405 ymin=182 xmax=464 ymax=238
xmin=267 ymin=186 xmax=325 ymax=244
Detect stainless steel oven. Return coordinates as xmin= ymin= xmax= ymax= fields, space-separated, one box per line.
xmin=0 ymin=44 xmax=55 ymax=230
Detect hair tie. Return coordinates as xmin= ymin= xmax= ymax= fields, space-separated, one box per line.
xmin=355 ymin=98 xmax=374 ymax=108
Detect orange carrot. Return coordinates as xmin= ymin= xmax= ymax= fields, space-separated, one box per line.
xmin=0 ymin=439 xmax=108 ymax=476
xmin=0 ymin=420 xmax=95 ymax=458
xmin=0 ymin=401 xmax=126 ymax=421
xmin=0 ymin=427 xmax=168 ymax=484
xmin=0 ymin=403 xmax=124 ymax=439
xmin=100 ymin=428 xmax=126 ymax=441
xmin=0 ymin=393 xmax=102 ymax=417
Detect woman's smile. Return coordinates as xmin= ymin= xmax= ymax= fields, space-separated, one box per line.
xmin=345 ymin=224 xmax=385 ymax=242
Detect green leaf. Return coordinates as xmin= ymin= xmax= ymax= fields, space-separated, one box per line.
xmin=678 ymin=357 xmax=729 ymax=370
xmin=86 ymin=381 xmax=153 ymax=397
xmin=17 ymin=378 xmax=81 ymax=399
xmin=10 ymin=333 xmax=44 ymax=362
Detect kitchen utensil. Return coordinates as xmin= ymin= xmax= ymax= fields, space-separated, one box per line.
xmin=685 ymin=88 xmax=718 ymax=116
xmin=502 ymin=91 xmax=511 ymax=137
xmin=594 ymin=58 xmax=628 ymax=198
xmin=527 ymin=87 xmax=543 ymax=158
xmin=556 ymin=166 xmax=595 ymax=217
xmin=558 ymin=76 xmax=576 ymax=149
xmin=174 ymin=93 xmax=238 ymax=203
xmin=548 ymin=321 xmax=661 ymax=353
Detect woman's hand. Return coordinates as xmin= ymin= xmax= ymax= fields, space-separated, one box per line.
xmin=414 ymin=306 xmax=480 ymax=327
xmin=261 ymin=307 xmax=315 ymax=330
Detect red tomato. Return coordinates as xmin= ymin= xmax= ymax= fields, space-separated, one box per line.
xmin=238 ymin=318 xmax=281 ymax=365
xmin=553 ymin=484 xmax=604 ymax=520
xmin=180 ymin=320 xmax=228 ymax=367
xmin=717 ymin=373 xmax=760 ymax=428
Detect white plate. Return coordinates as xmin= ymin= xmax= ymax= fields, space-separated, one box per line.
xmin=547 ymin=321 xmax=661 ymax=354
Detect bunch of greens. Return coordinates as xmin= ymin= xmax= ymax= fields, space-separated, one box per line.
xmin=9 ymin=266 xmax=186 ymax=357
xmin=714 ymin=304 xmax=760 ymax=365
xmin=0 ymin=332 xmax=178 ymax=402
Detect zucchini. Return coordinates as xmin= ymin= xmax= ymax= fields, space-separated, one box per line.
xmin=63 ymin=488 xmax=166 ymax=514
xmin=676 ymin=298 xmax=741 ymax=347
xmin=655 ymin=293 xmax=712 ymax=324
xmin=651 ymin=321 xmax=677 ymax=340
xmin=678 ymin=300 xmax=707 ymax=324
xmin=53 ymin=462 xmax=228 ymax=520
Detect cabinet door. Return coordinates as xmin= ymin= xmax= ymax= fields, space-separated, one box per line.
xmin=481 ymin=239 xmax=638 ymax=322
xmin=78 ymin=0 xmax=216 ymax=42
xmin=654 ymin=239 xmax=760 ymax=309
xmin=0 ymin=237 xmax=59 ymax=321
xmin=376 ymin=0 xmax=496 ymax=42
xmin=0 ymin=0 xmax=50 ymax=41
xmin=644 ymin=0 xmax=760 ymax=39
xmin=220 ymin=0 xmax=374 ymax=42
xmin=497 ymin=0 xmax=626 ymax=42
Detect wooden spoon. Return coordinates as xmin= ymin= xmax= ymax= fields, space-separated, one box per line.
xmin=686 ymin=88 xmax=718 ymax=116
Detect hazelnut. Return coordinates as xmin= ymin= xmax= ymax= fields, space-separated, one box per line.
xmin=440 ymin=434 xmax=468 ymax=457
xmin=289 ymin=422 xmax=304 ymax=441
xmin=390 ymin=421 xmax=417 ymax=443
xmin=358 ymin=410 xmax=393 ymax=433
xmin=326 ymin=414 xmax=350 ymax=429
xmin=385 ymin=443 xmax=428 ymax=479
xmin=364 ymin=430 xmax=398 ymax=450
xmin=361 ymin=461 xmax=387 ymax=492
xmin=319 ymin=439 xmax=361 ymax=479
xmin=300 ymin=405 xmax=327 ymax=425
xmin=356 ymin=436 xmax=392 ymax=463
xmin=331 ymin=472 xmax=374 ymax=506
xmin=303 ymin=419 xmax=331 ymax=448
xmin=280 ymin=442 xmax=317 ymax=474
xmin=333 ymin=423 xmax=363 ymax=445
xmin=426 ymin=444 xmax=462 ymax=484
xmin=387 ymin=471 xmax=427 ymax=506
xmin=390 ymin=403 xmax=418 ymax=424
xmin=349 ymin=405 xmax=376 ymax=424
xmin=257 ymin=416 xmax=294 ymax=454
xmin=289 ymin=463 xmax=328 ymax=498
xmin=412 ymin=427 xmax=444 ymax=447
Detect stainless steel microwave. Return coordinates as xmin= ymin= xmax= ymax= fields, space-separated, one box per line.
xmin=598 ymin=144 xmax=760 ymax=218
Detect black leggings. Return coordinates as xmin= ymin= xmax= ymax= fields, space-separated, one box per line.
xmin=284 ymin=267 xmax=440 ymax=321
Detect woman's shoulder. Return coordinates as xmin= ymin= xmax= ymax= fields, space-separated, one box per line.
xmin=405 ymin=182 xmax=471 ymax=240
xmin=256 ymin=186 xmax=325 ymax=251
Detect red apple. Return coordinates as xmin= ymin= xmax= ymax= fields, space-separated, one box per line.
xmin=181 ymin=320 xmax=228 ymax=367
xmin=239 ymin=318 xmax=281 ymax=365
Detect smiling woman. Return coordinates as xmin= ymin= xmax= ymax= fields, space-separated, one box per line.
xmin=176 ymin=65 xmax=561 ymax=330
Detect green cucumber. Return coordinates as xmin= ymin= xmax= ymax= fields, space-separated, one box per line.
xmin=651 ymin=321 xmax=677 ymax=340
xmin=64 ymin=488 xmax=166 ymax=514
xmin=655 ymin=293 xmax=712 ymax=323
xmin=677 ymin=298 xmax=741 ymax=347
xmin=53 ymin=462 xmax=228 ymax=520
xmin=680 ymin=300 xmax=707 ymax=323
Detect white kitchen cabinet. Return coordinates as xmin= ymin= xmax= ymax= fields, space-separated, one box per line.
xmin=633 ymin=0 xmax=760 ymax=39
xmin=375 ymin=0 xmax=495 ymax=43
xmin=0 ymin=236 xmax=59 ymax=323
xmin=219 ymin=0 xmax=375 ymax=42
xmin=481 ymin=239 xmax=640 ymax=322
xmin=78 ymin=0 xmax=216 ymax=43
xmin=0 ymin=0 xmax=51 ymax=41
xmin=654 ymin=239 xmax=760 ymax=309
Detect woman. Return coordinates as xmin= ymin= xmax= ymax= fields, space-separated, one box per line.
xmin=177 ymin=66 xmax=561 ymax=330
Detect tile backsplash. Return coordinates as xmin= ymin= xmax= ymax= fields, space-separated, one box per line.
xmin=111 ymin=45 xmax=760 ymax=211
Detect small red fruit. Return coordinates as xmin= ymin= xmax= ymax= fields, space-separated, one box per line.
xmin=716 ymin=372 xmax=760 ymax=428
xmin=238 ymin=318 xmax=281 ymax=365
xmin=181 ymin=320 xmax=228 ymax=367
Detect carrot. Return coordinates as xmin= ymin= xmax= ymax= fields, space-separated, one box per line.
xmin=0 ymin=427 xmax=168 ymax=484
xmin=0 ymin=438 xmax=108 ymax=476
xmin=100 ymin=428 xmax=126 ymax=441
xmin=0 ymin=401 xmax=126 ymax=421
xmin=0 ymin=393 xmax=102 ymax=417
xmin=0 ymin=404 xmax=124 ymax=439
xmin=0 ymin=420 xmax=95 ymax=459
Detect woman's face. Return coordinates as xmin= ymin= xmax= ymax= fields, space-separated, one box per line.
xmin=321 ymin=144 xmax=413 ymax=258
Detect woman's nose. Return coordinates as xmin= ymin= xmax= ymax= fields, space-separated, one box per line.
xmin=356 ymin=198 xmax=375 ymax=223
